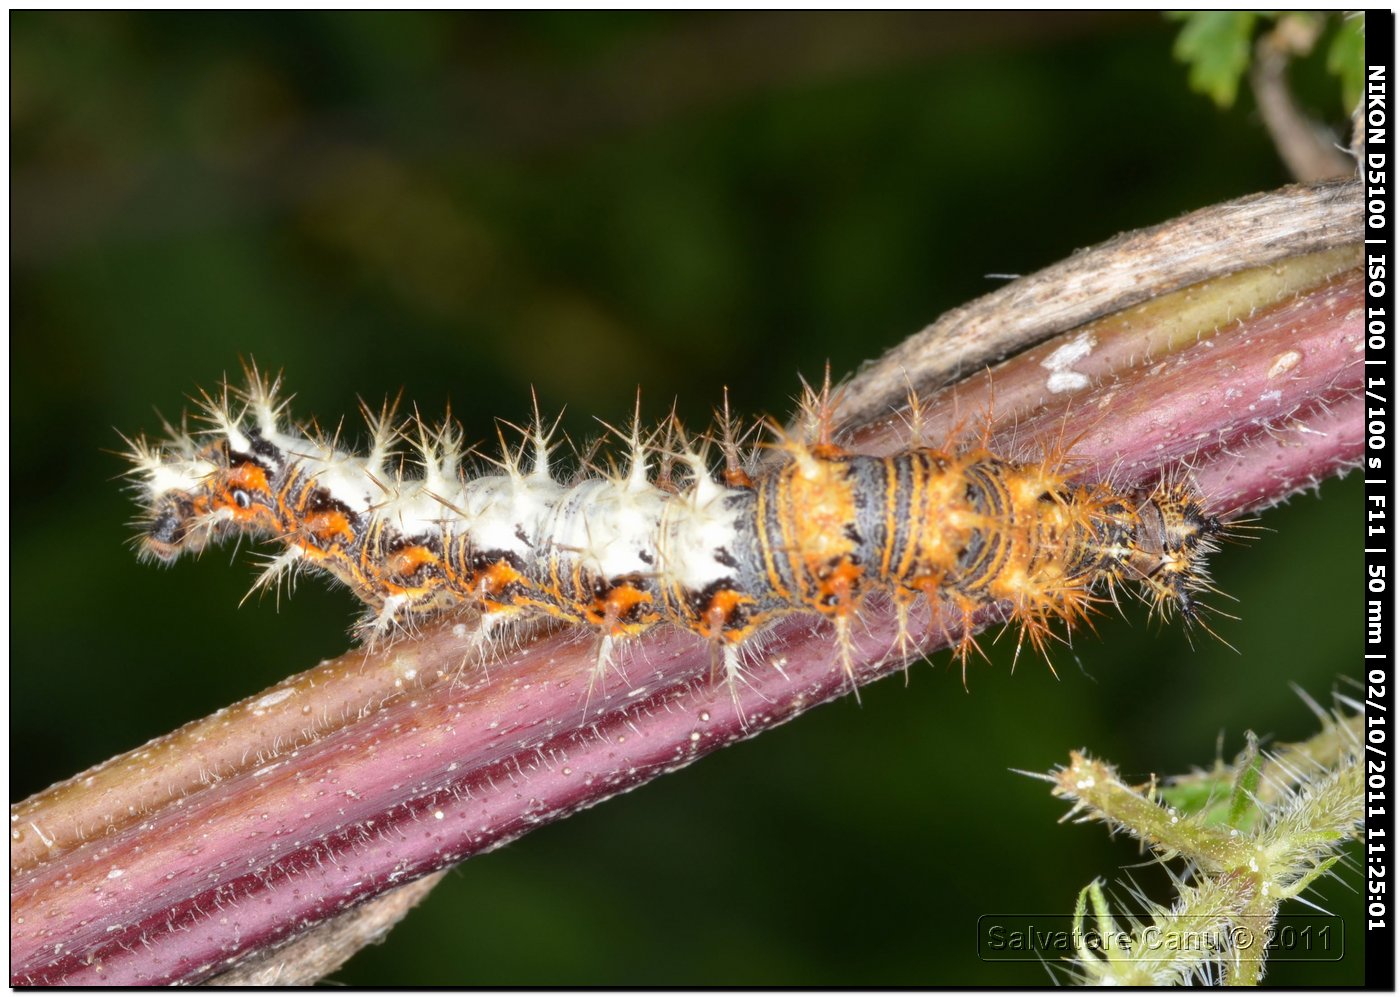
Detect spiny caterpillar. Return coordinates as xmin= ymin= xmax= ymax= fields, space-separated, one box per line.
xmin=123 ymin=365 xmax=1225 ymax=687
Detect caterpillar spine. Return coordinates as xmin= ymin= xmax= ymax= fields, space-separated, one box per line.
xmin=124 ymin=365 xmax=1226 ymax=689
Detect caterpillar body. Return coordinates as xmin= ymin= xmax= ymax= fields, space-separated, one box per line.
xmin=125 ymin=367 xmax=1224 ymax=686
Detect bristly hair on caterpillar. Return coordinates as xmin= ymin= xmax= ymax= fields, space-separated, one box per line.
xmin=121 ymin=360 xmax=1229 ymax=692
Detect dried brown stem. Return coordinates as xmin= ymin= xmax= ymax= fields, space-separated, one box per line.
xmin=206 ymin=871 xmax=448 ymax=987
xmin=1249 ymin=17 xmax=1355 ymax=183
xmin=839 ymin=180 xmax=1359 ymax=428
xmin=10 ymin=182 xmax=1363 ymax=986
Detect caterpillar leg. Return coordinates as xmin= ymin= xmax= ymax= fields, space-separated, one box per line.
xmin=832 ymin=612 xmax=862 ymax=704
xmin=243 ymin=546 xmax=305 ymax=611
xmin=1008 ymin=609 xmax=1062 ymax=678
xmin=889 ymin=588 xmax=922 ymax=671
xmin=707 ymin=639 xmax=756 ymax=726
xmin=945 ymin=594 xmax=990 ymax=691
xmin=588 ymin=633 xmax=613 ymax=698
xmin=357 ymin=594 xmax=413 ymax=650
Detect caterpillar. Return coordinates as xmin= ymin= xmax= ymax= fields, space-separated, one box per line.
xmin=123 ymin=364 xmax=1225 ymax=687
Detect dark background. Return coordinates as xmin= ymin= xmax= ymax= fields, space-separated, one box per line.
xmin=12 ymin=11 xmax=1362 ymax=985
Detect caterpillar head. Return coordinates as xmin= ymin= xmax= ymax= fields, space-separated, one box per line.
xmin=129 ymin=436 xmax=282 ymax=563
xmin=127 ymin=366 xmax=298 ymax=562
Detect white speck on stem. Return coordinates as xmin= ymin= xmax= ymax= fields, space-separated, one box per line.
xmin=1266 ymin=349 xmax=1302 ymax=378
xmin=250 ymin=687 xmax=295 ymax=714
xmin=1041 ymin=332 xmax=1096 ymax=393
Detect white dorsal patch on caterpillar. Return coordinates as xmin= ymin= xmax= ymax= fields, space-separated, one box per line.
xmin=123 ymin=363 xmax=1227 ymax=687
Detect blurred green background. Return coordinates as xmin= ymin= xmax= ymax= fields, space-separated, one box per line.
xmin=12 ymin=11 xmax=1362 ymax=986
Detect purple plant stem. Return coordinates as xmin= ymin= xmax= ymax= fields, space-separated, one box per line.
xmin=11 ymin=263 xmax=1362 ymax=985
xmin=9 ymin=640 xmax=456 ymax=875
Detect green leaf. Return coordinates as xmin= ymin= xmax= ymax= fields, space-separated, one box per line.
xmin=1327 ymin=15 xmax=1365 ymax=113
xmin=1227 ymin=730 xmax=1263 ymax=830
xmin=1159 ymin=768 xmax=1237 ymax=827
xmin=1169 ymin=11 xmax=1259 ymax=108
